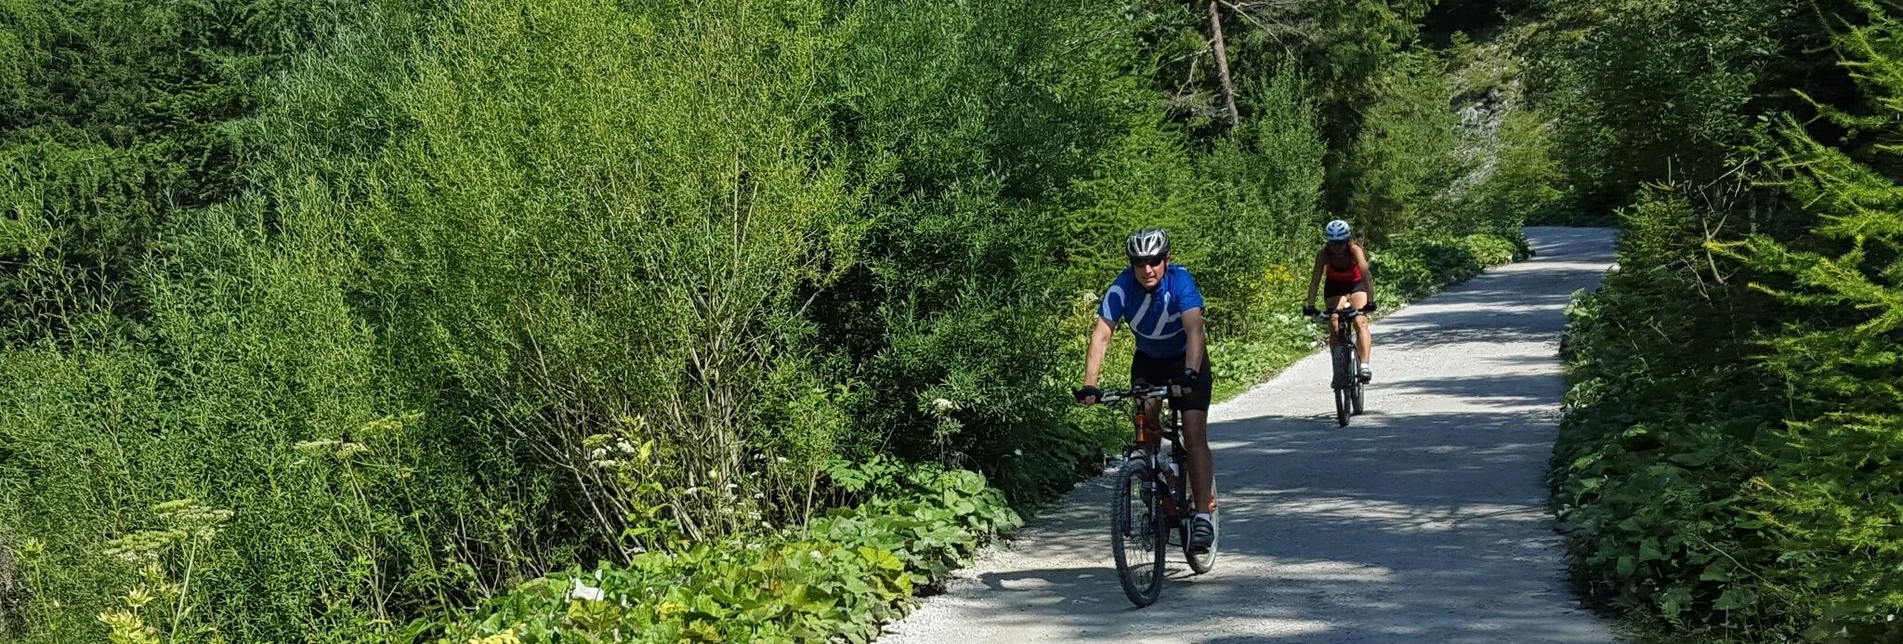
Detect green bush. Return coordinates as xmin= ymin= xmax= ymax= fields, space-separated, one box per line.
xmin=1550 ymin=187 xmax=1792 ymax=637
xmin=1371 ymin=232 xmax=1527 ymax=304
xmin=1549 ymin=12 xmax=1903 ymax=636
xmin=1460 ymin=104 xmax=1575 ymax=227
xmin=1524 ymin=0 xmax=1847 ymax=214
xmin=437 ymin=460 xmax=1021 ymax=644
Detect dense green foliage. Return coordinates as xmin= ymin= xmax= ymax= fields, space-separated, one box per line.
xmin=1525 ymin=0 xmax=1846 ymax=219
xmin=1539 ymin=0 xmax=1903 ymax=640
xmin=0 ymin=0 xmax=1539 ymax=640
xmin=1554 ymin=192 xmax=1794 ymax=636
xmin=1211 ymin=0 xmax=1564 ymax=231
xmin=441 ymin=460 xmax=1020 ymax=643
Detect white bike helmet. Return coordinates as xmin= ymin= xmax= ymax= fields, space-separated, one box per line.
xmin=1324 ymin=219 xmax=1351 ymax=242
xmin=1125 ymin=227 xmax=1171 ymax=260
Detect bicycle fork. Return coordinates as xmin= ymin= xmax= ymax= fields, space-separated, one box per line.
xmin=1128 ymin=403 xmax=1190 ymax=522
xmin=1332 ymin=327 xmax=1360 ymax=388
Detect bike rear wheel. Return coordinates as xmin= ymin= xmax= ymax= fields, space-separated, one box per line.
xmin=1351 ymin=381 xmax=1366 ymax=416
xmin=1111 ymin=458 xmax=1166 ymax=606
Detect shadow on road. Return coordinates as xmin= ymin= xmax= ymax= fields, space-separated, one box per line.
xmin=941 ymin=406 xmax=1597 ymax=642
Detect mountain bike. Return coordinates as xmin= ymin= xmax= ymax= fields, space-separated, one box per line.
xmin=1098 ymin=385 xmax=1219 ymax=607
xmin=1314 ymin=306 xmax=1369 ymax=427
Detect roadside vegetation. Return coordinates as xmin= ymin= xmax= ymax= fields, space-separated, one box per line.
xmin=0 ymin=0 xmax=1548 ymax=640
xmin=1528 ymin=0 xmax=1903 ymax=639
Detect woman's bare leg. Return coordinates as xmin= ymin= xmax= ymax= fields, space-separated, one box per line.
xmin=1349 ymin=290 xmax=1372 ymax=364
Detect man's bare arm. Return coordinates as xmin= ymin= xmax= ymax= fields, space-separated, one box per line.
xmin=1083 ymin=317 xmax=1115 ymax=399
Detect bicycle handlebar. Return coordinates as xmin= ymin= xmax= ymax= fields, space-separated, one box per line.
xmin=1096 ymin=385 xmax=1171 ymax=404
xmin=1310 ymin=307 xmax=1366 ymax=322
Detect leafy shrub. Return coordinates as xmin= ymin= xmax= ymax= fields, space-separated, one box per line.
xmin=1550 ymin=187 xmax=1793 ymax=637
xmin=1548 ymin=8 xmax=1903 ymax=641
xmin=1372 ymin=232 xmax=1527 ymax=304
xmin=811 ymin=461 xmax=1022 ymax=588
xmin=1548 ymin=19 xmax=1903 ymax=629
xmin=1524 ymin=0 xmax=1848 ymax=214
xmin=450 ymin=540 xmax=911 ymax=644
xmin=1458 ymin=102 xmax=1575 ymax=228
xmin=438 ymin=460 xmax=1021 ymax=644
xmin=1206 ymin=323 xmax=1313 ymax=402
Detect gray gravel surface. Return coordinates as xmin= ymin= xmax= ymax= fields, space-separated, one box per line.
xmin=878 ymin=227 xmax=1621 ymax=644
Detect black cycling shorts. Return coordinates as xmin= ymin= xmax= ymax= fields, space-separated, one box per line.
xmin=1131 ymin=351 xmax=1213 ymax=412
xmin=1324 ymin=279 xmax=1370 ymax=299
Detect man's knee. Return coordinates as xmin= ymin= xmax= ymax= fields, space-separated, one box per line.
xmin=1181 ymin=412 xmax=1210 ymax=438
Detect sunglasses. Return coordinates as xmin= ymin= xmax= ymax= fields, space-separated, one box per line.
xmin=1131 ymin=256 xmax=1167 ymax=268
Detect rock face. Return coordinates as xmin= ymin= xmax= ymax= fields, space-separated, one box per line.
xmin=1448 ymin=82 xmax=1517 ymax=201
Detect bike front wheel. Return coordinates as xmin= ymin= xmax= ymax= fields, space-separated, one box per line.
xmin=1111 ymin=458 xmax=1166 ymax=606
xmin=1332 ymin=346 xmax=1354 ymax=427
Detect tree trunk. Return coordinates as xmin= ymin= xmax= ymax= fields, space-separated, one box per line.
xmin=1208 ymin=0 xmax=1238 ymax=128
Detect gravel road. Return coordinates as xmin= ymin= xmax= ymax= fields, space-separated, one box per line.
xmin=878 ymin=227 xmax=1621 ymax=644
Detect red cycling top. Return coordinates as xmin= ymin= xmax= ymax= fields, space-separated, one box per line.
xmin=1324 ymin=246 xmax=1363 ymax=283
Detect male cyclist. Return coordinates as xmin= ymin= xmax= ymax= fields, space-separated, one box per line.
xmin=1304 ymin=219 xmax=1378 ymax=382
xmin=1075 ymin=228 xmax=1216 ymax=552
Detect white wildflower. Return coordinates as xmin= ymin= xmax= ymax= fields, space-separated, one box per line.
xmin=568 ymin=580 xmax=604 ymax=602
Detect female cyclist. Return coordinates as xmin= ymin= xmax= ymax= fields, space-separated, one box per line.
xmin=1303 ymin=219 xmax=1378 ymax=382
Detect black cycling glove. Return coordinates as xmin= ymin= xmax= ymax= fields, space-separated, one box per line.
xmin=1302 ymin=305 xmax=1320 ymax=317
xmin=1170 ymin=368 xmax=1199 ymax=388
xmin=1073 ymin=385 xmax=1102 ymax=404
xmin=1362 ymin=301 xmax=1378 ymax=313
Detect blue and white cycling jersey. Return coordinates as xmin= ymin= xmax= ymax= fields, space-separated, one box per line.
xmin=1098 ymin=264 xmax=1205 ymax=359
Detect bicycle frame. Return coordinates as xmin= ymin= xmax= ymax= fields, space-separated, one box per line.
xmin=1314 ymin=306 xmax=1367 ymax=426
xmin=1096 ymin=385 xmax=1219 ymax=606
xmin=1329 ymin=308 xmax=1361 ymax=388
xmin=1103 ymin=387 xmax=1192 ymax=520
xmin=1312 ymin=307 xmax=1362 ymax=382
